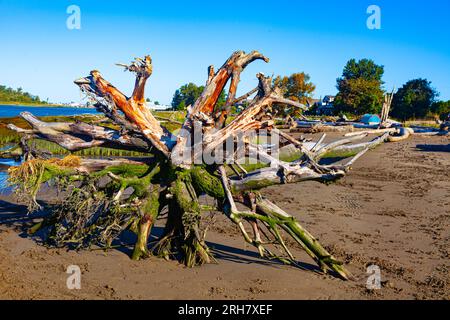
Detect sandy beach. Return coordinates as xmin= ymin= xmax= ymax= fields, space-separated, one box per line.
xmin=0 ymin=133 xmax=449 ymax=300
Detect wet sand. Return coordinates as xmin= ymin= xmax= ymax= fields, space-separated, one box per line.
xmin=0 ymin=134 xmax=449 ymax=300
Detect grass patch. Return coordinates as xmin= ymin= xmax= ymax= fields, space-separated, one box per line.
xmin=321 ymin=149 xmax=359 ymax=159
xmin=0 ymin=111 xmax=273 ymax=159
xmin=0 ymin=114 xmax=148 ymax=157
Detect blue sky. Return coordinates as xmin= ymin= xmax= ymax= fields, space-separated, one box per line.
xmin=0 ymin=0 xmax=449 ymax=104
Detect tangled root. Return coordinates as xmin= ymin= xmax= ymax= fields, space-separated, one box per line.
xmin=8 ymin=155 xmax=81 ymax=211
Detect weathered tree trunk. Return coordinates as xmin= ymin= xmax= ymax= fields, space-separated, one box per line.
xmin=75 ymin=56 xmax=173 ymax=156
xmin=6 ymin=51 xmax=412 ymax=281
xmin=379 ymin=90 xmax=394 ymax=128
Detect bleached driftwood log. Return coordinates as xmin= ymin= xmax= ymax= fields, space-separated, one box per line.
xmin=7 ymin=51 xmax=410 ymax=280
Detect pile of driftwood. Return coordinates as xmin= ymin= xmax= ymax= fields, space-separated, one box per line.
xmin=4 ymin=50 xmax=437 ymax=280
xmin=284 ymin=91 xmax=449 ymax=140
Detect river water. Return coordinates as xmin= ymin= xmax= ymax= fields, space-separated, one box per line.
xmin=0 ymin=105 xmax=99 ymax=192
xmin=0 ymin=104 xmax=98 ymax=118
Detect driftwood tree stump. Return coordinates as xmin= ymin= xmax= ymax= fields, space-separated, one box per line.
xmin=7 ymin=51 xmax=400 ymax=280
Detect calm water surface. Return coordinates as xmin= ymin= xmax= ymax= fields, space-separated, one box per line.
xmin=0 ymin=105 xmax=99 ymax=192
xmin=0 ymin=105 xmax=98 ymax=118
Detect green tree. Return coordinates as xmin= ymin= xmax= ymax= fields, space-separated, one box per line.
xmin=341 ymin=58 xmax=384 ymax=82
xmin=171 ymin=89 xmax=183 ymax=109
xmin=391 ymin=79 xmax=438 ymax=120
xmin=334 ymin=59 xmax=385 ymax=115
xmin=171 ymin=82 xmax=226 ymax=111
xmin=0 ymin=85 xmax=47 ymax=104
xmin=274 ymin=72 xmax=316 ymax=104
xmin=273 ymin=72 xmax=315 ymax=117
xmin=431 ymin=100 xmax=450 ymax=120
xmin=216 ymin=90 xmax=226 ymax=110
xmin=171 ymin=83 xmax=204 ymax=110
xmin=177 ymin=100 xmax=186 ymax=111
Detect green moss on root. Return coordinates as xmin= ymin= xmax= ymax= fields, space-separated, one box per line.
xmin=189 ymin=166 xmax=225 ymax=201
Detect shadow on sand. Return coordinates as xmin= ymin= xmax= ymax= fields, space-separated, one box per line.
xmin=0 ymin=198 xmax=325 ymax=276
xmin=416 ymin=144 xmax=450 ymax=153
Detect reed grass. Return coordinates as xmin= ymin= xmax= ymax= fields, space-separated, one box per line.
xmin=0 ymin=114 xmax=148 ymax=157
xmin=0 ymin=111 xmax=231 ymax=157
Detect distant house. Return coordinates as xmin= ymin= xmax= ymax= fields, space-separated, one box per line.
xmin=323 ymin=95 xmax=335 ymax=105
xmin=316 ymin=95 xmax=336 ymax=115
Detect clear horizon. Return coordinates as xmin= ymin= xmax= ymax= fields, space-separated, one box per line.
xmin=0 ymin=0 xmax=449 ymax=105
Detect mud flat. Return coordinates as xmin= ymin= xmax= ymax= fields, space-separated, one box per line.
xmin=0 ymin=134 xmax=449 ymax=300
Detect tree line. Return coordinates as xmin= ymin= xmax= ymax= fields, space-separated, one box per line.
xmin=171 ymin=83 xmax=226 ymax=111
xmin=333 ymin=59 xmax=448 ymax=121
xmin=0 ymin=85 xmax=47 ymax=105
xmin=170 ymin=59 xmax=450 ymax=121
